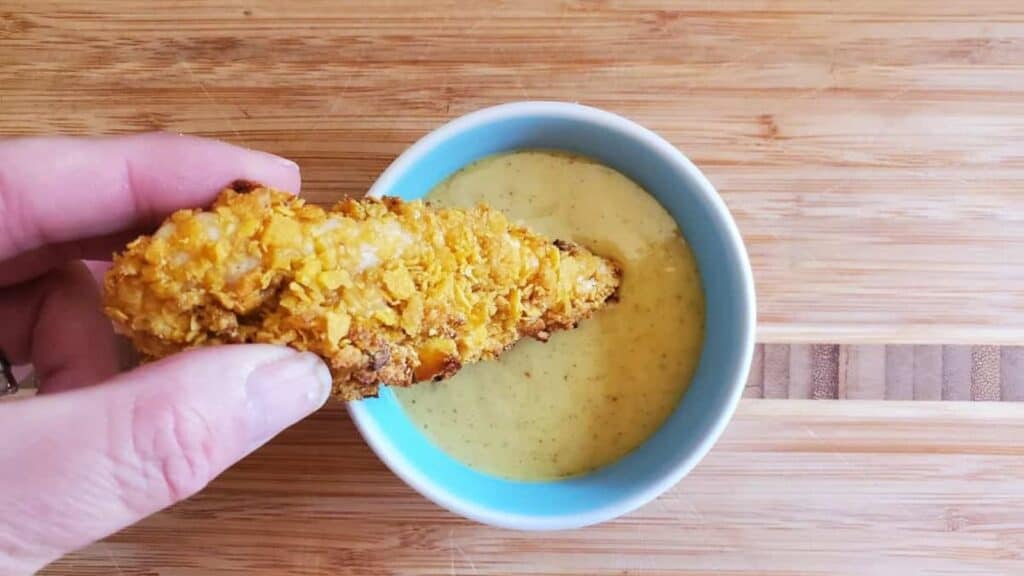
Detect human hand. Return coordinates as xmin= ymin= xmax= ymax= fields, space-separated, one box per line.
xmin=0 ymin=134 xmax=331 ymax=574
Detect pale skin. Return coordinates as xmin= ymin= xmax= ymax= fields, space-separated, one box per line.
xmin=0 ymin=134 xmax=332 ymax=574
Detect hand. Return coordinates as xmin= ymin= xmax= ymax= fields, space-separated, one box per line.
xmin=0 ymin=134 xmax=331 ymax=574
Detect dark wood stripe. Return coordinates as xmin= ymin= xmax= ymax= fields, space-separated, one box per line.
xmin=811 ymin=345 xmax=839 ymax=399
xmin=885 ymin=345 xmax=915 ymax=400
xmin=942 ymin=346 xmax=972 ymax=401
xmin=743 ymin=345 xmax=1024 ymax=401
xmin=971 ymin=345 xmax=1001 ymax=401
xmin=912 ymin=345 xmax=942 ymax=400
xmin=763 ymin=344 xmax=790 ymax=399
xmin=1000 ymin=347 xmax=1024 ymax=402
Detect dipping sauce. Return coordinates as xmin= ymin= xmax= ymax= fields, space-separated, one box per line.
xmin=394 ymin=151 xmax=704 ymax=480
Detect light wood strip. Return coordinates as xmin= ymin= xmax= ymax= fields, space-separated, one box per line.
xmin=972 ymin=345 xmax=1002 ymax=401
xmin=787 ymin=344 xmax=813 ymax=400
xmin=912 ymin=345 xmax=943 ymax=401
xmin=885 ymin=345 xmax=915 ymax=400
xmin=44 ymin=401 xmax=1024 ymax=576
xmin=763 ymin=344 xmax=790 ymax=399
xmin=743 ymin=344 xmax=764 ymax=399
xmin=839 ymin=345 xmax=886 ymax=400
xmin=1000 ymin=346 xmax=1024 ymax=402
xmin=943 ymin=346 xmax=973 ymax=401
xmin=837 ymin=345 xmax=851 ymax=400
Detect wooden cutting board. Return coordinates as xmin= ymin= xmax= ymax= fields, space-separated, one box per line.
xmin=6 ymin=3 xmax=1024 ymax=574
xmin=2 ymin=1 xmax=1024 ymax=344
xmin=43 ymin=400 xmax=1024 ymax=575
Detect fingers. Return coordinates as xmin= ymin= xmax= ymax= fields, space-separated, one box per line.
xmin=0 ymin=345 xmax=331 ymax=573
xmin=0 ymin=132 xmax=302 ymax=264
xmin=0 ymin=262 xmax=120 ymax=393
xmin=0 ymin=228 xmax=143 ymax=287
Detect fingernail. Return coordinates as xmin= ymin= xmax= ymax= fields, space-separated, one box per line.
xmin=274 ymin=155 xmax=300 ymax=172
xmin=244 ymin=352 xmax=331 ymax=451
xmin=240 ymin=149 xmax=301 ymax=193
xmin=251 ymin=149 xmax=299 ymax=172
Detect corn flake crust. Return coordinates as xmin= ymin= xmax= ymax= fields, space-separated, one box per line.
xmin=104 ymin=182 xmax=621 ymax=400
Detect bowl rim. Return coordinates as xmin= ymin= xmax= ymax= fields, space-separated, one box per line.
xmin=349 ymin=100 xmax=756 ymax=530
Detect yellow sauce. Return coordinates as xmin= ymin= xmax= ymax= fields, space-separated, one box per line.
xmin=394 ymin=151 xmax=704 ymax=480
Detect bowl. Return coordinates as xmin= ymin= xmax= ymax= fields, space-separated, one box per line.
xmin=348 ymin=101 xmax=756 ymax=530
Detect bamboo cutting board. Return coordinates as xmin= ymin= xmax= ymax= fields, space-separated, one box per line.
xmin=43 ymin=401 xmax=1024 ymax=575
xmin=2 ymin=1 xmax=1024 ymax=344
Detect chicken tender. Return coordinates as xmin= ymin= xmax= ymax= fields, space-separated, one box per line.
xmin=104 ymin=181 xmax=621 ymax=400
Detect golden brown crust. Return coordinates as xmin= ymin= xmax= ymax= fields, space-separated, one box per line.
xmin=104 ymin=184 xmax=621 ymax=400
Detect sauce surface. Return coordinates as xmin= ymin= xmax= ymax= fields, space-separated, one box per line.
xmin=394 ymin=151 xmax=704 ymax=480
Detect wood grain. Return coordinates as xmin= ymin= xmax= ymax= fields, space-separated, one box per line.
xmin=43 ymin=400 xmax=1024 ymax=576
xmin=748 ymin=344 xmax=1024 ymax=401
xmin=762 ymin=344 xmax=790 ymax=399
xmin=912 ymin=345 xmax=943 ymax=400
xmin=885 ymin=345 xmax=915 ymax=400
xmin=942 ymin=346 xmax=973 ymax=401
xmin=810 ymin=345 xmax=839 ymax=399
xmin=2 ymin=1 xmax=1024 ymax=343
xmin=972 ymin=346 xmax=1002 ymax=401
xmin=1002 ymin=347 xmax=1024 ymax=401
xmin=838 ymin=344 xmax=886 ymax=400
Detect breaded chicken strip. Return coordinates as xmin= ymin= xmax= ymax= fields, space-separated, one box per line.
xmin=104 ymin=181 xmax=621 ymax=400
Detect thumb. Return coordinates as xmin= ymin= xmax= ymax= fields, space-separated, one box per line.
xmin=0 ymin=345 xmax=331 ymax=574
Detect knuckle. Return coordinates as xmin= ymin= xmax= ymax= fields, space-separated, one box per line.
xmin=127 ymin=394 xmax=218 ymax=505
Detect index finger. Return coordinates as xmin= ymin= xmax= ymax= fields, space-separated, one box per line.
xmin=0 ymin=132 xmax=301 ymax=263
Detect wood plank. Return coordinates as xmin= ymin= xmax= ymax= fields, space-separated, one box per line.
xmin=787 ymin=344 xmax=813 ymax=399
xmin=1002 ymin=347 xmax=1024 ymax=402
xmin=943 ymin=346 xmax=973 ymax=401
xmin=912 ymin=345 xmax=943 ymax=401
xmin=811 ymin=344 xmax=839 ymax=399
xmin=738 ymin=344 xmax=1011 ymax=402
xmin=837 ymin=345 xmax=850 ymax=399
xmin=44 ymin=401 xmax=1024 ymax=576
xmin=2 ymin=1 xmax=1024 ymax=343
xmin=763 ymin=344 xmax=790 ymax=399
xmin=885 ymin=345 xmax=915 ymax=400
xmin=972 ymin=345 xmax=1002 ymax=401
xmin=840 ymin=345 xmax=887 ymax=400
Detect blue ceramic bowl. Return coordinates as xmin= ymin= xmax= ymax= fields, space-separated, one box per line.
xmin=349 ymin=102 xmax=756 ymax=530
